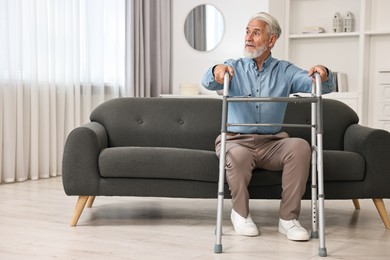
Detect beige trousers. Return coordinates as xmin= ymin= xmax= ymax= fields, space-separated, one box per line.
xmin=215 ymin=132 xmax=311 ymax=220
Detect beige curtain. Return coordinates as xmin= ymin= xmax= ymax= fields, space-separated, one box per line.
xmin=0 ymin=0 xmax=125 ymax=183
xmin=126 ymin=0 xmax=171 ymax=97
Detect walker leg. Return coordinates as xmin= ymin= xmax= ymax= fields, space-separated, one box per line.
xmin=311 ymin=102 xmax=319 ymax=239
xmin=214 ymin=244 xmax=223 ymax=254
xmin=319 ymin=247 xmax=328 ymax=257
xmin=214 ymin=189 xmax=224 ymax=254
xmin=313 ymin=74 xmax=327 ymax=256
xmin=317 ymin=135 xmax=327 ymax=256
xmin=214 ymin=73 xmax=230 ymax=254
xmin=214 ymin=135 xmax=227 ymax=253
xmin=311 ymin=148 xmax=319 ymax=239
xmin=318 ymin=194 xmax=327 ymax=257
xmin=316 ymin=96 xmax=327 ymax=257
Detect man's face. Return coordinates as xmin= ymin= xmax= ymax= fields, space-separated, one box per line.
xmin=243 ymin=19 xmax=273 ymax=59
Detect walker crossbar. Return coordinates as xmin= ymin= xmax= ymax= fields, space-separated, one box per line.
xmin=227 ymin=123 xmax=315 ymax=128
xmin=226 ymin=96 xmax=319 ymax=103
xmin=214 ymin=72 xmax=327 ymax=257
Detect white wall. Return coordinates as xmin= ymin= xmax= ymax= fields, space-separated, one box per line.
xmin=171 ymin=0 xmax=269 ymax=95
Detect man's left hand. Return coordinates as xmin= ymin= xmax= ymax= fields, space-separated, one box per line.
xmin=308 ymin=65 xmax=328 ymax=82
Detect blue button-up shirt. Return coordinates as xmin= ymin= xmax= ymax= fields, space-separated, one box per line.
xmin=202 ymin=54 xmax=335 ymax=134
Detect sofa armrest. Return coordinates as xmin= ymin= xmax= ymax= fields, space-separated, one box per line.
xmin=62 ymin=122 xmax=108 ymax=196
xmin=344 ymin=124 xmax=390 ymax=196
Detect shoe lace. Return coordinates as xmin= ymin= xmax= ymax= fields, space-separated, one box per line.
xmin=241 ymin=215 xmax=251 ymax=223
xmin=291 ymin=219 xmax=302 ymax=228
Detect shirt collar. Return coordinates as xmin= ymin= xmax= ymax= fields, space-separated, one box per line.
xmin=250 ymin=53 xmax=273 ymax=71
xmin=262 ymin=53 xmax=273 ymax=69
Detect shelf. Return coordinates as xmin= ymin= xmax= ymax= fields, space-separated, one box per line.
xmin=290 ymin=31 xmax=390 ymax=39
xmin=365 ymin=31 xmax=390 ymax=36
xmin=289 ymin=32 xmax=359 ymax=39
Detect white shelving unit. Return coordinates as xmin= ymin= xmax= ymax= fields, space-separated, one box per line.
xmin=283 ymin=0 xmax=390 ymax=127
xmin=371 ymin=69 xmax=390 ymax=131
xmin=288 ymin=32 xmax=360 ymax=39
xmin=367 ymin=0 xmax=390 ymax=130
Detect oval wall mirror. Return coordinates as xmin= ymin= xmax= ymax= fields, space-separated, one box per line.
xmin=184 ymin=4 xmax=224 ymax=52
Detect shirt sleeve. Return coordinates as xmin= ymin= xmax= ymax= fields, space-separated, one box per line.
xmin=287 ymin=63 xmax=335 ymax=94
xmin=201 ymin=66 xmax=224 ymax=91
xmin=321 ymin=69 xmax=336 ymax=93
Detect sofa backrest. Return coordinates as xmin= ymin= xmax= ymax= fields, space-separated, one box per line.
xmin=283 ymin=98 xmax=359 ymax=150
xmin=90 ymin=98 xmax=222 ymax=151
xmin=90 ymin=97 xmax=359 ymax=151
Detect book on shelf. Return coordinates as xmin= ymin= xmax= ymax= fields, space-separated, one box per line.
xmin=333 ymin=72 xmax=348 ymax=92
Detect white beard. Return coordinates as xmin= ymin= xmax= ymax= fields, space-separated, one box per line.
xmin=243 ymin=43 xmax=268 ymax=59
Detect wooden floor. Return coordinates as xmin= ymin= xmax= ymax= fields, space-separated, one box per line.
xmin=0 ymin=177 xmax=389 ymax=259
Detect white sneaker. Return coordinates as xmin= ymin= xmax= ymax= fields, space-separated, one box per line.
xmin=278 ymin=218 xmax=309 ymax=241
xmin=230 ymin=209 xmax=259 ymax=236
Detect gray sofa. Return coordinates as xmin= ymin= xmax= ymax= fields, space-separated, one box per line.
xmin=62 ymin=97 xmax=390 ymax=228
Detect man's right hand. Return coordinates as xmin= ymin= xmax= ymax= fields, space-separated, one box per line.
xmin=213 ymin=64 xmax=234 ymax=84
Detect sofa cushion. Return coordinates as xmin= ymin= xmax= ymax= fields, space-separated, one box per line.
xmin=249 ymin=150 xmax=365 ymax=187
xmin=99 ymin=147 xmax=219 ymax=182
xmin=99 ymin=147 xmax=365 ymax=186
xmin=321 ymin=150 xmax=365 ymax=181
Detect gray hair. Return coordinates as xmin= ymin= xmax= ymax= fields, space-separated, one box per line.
xmin=250 ymin=12 xmax=282 ymax=39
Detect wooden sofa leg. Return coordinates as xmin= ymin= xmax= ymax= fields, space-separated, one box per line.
xmin=352 ymin=199 xmax=360 ymax=209
xmin=372 ymin=198 xmax=390 ymax=229
xmin=70 ymin=196 xmax=89 ymax=227
xmin=87 ymin=196 xmax=96 ymax=208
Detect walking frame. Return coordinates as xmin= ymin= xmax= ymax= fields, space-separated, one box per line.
xmin=214 ymin=72 xmax=327 ymax=257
